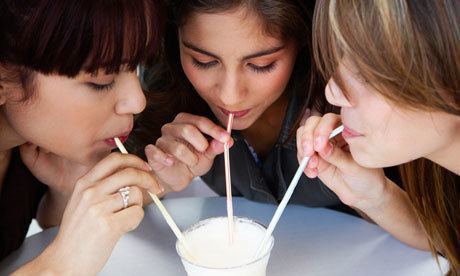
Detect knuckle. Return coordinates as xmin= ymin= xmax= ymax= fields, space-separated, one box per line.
xmin=173 ymin=143 xmax=188 ymax=157
xmin=81 ymin=187 xmax=96 ymax=203
xmin=181 ymin=125 xmax=195 ymax=138
xmin=175 ymin=112 xmax=187 ymax=121
xmin=161 ymin=123 xmax=172 ymax=134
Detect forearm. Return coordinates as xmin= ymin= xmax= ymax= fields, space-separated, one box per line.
xmin=359 ymin=178 xmax=430 ymax=250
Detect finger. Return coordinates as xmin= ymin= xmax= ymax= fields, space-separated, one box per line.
xmin=298 ymin=116 xmax=321 ymax=157
xmin=317 ymin=142 xmax=355 ymax=173
xmin=156 ymin=137 xmax=199 ymax=167
xmin=313 ymin=113 xmax=342 ymax=152
xmin=172 ymin=113 xmax=230 ymax=143
xmin=111 ymin=205 xmax=145 ymax=234
xmin=97 ymin=167 xmax=160 ymax=195
xmin=145 ymin=144 xmax=174 ymax=170
xmin=80 ymin=153 xmax=151 ymax=186
xmin=203 ymin=138 xmax=234 ymax=161
xmin=112 ymin=186 xmax=144 ymax=212
xmin=161 ymin=123 xmax=210 ymax=152
xmin=303 ymin=166 xmax=318 ymax=178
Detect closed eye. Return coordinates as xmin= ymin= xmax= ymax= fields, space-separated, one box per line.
xmin=247 ymin=62 xmax=277 ymax=73
xmin=87 ymin=81 xmax=115 ymax=91
xmin=192 ymin=58 xmax=218 ymax=69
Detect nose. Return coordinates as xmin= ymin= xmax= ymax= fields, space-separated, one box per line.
xmin=325 ymin=78 xmax=352 ymax=107
xmin=217 ymin=70 xmax=246 ymax=107
xmin=115 ymin=72 xmax=146 ymax=115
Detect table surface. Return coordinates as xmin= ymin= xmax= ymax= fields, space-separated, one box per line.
xmin=0 ymin=197 xmax=448 ymax=275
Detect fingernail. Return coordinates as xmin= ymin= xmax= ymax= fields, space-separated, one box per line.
xmin=302 ymin=141 xmax=312 ymax=156
xmin=164 ymin=157 xmax=174 ymax=166
xmin=144 ymin=162 xmax=152 ymax=171
xmin=314 ymin=136 xmax=324 ymax=150
xmin=159 ymin=184 xmax=165 ymax=193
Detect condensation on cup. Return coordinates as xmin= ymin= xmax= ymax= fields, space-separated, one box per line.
xmin=176 ymin=216 xmax=274 ymax=276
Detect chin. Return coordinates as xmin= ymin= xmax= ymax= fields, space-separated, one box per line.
xmin=349 ymin=149 xmax=384 ymax=169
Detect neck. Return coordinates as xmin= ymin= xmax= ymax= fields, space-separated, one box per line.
xmin=426 ymin=131 xmax=460 ymax=176
xmin=241 ymin=93 xmax=289 ymax=158
xmin=0 ymin=112 xmax=25 ymax=152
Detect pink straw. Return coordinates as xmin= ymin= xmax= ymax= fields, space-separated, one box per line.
xmin=224 ymin=113 xmax=234 ymax=244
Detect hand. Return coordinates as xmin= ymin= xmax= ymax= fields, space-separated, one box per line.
xmin=20 ymin=152 xmax=161 ymax=275
xmin=20 ymin=143 xmax=91 ymax=197
xmin=296 ymin=113 xmax=388 ymax=211
xmin=145 ymin=113 xmax=232 ymax=192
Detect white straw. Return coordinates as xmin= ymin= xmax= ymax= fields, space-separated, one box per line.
xmin=253 ymin=125 xmax=344 ymax=258
xmin=224 ymin=113 xmax=235 ymax=244
xmin=114 ymin=137 xmax=196 ymax=261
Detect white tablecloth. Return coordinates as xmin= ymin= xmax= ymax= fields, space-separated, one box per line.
xmin=0 ymin=197 xmax=448 ymax=275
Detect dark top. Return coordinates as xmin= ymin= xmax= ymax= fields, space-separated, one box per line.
xmin=0 ymin=148 xmax=47 ymax=261
xmin=202 ymin=94 xmax=401 ymax=211
xmin=202 ymin=94 xmax=342 ymax=206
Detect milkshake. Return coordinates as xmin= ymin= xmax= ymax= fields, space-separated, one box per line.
xmin=176 ymin=216 xmax=274 ymax=276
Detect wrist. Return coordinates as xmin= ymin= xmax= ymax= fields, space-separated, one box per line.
xmin=355 ymin=177 xmax=398 ymax=215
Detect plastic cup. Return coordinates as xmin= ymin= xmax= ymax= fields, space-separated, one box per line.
xmin=176 ymin=216 xmax=274 ymax=276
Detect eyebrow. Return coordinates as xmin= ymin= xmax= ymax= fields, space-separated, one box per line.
xmin=182 ymin=41 xmax=285 ymax=61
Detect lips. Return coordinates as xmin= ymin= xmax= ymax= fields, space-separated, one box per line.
xmin=342 ymin=125 xmax=363 ymax=139
xmin=220 ymin=107 xmax=251 ymax=119
xmin=104 ymin=131 xmax=131 ymax=147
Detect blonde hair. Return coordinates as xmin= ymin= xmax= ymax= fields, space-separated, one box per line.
xmin=313 ymin=1 xmax=460 ymax=275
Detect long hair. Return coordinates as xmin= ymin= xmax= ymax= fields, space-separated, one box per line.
xmin=0 ymin=0 xmax=164 ymax=99
xmin=128 ymin=0 xmax=331 ymax=155
xmin=313 ymin=1 xmax=459 ymax=274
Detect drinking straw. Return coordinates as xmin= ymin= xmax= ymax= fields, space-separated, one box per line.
xmin=224 ymin=113 xmax=235 ymax=244
xmin=253 ymin=125 xmax=344 ymax=258
xmin=114 ymin=138 xmax=196 ymax=261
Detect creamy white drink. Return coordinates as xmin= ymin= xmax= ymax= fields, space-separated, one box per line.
xmin=176 ymin=217 xmax=274 ymax=276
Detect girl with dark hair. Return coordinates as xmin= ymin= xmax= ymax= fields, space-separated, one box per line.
xmin=129 ymin=0 xmax=348 ymax=207
xmin=299 ymin=0 xmax=459 ymax=274
xmin=0 ymin=0 xmax=163 ymax=274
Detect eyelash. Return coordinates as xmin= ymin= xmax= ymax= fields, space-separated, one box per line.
xmin=192 ymin=58 xmax=277 ymax=74
xmin=88 ymin=81 xmax=115 ymax=91
xmin=248 ymin=62 xmax=277 ymax=74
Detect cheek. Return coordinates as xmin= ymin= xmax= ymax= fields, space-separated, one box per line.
xmin=252 ymin=64 xmax=293 ymax=101
xmin=181 ymin=62 xmax=215 ymax=99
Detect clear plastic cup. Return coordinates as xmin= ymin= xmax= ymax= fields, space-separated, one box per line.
xmin=176 ymin=216 xmax=274 ymax=276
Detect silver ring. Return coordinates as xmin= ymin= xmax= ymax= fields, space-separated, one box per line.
xmin=119 ymin=186 xmax=130 ymax=209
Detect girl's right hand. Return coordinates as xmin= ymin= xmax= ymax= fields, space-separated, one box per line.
xmin=297 ymin=113 xmax=389 ymax=212
xmin=144 ymin=113 xmax=233 ymax=193
xmin=20 ymin=152 xmax=161 ymax=275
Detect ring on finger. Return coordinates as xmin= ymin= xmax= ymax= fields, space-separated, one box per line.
xmin=118 ymin=186 xmax=130 ymax=209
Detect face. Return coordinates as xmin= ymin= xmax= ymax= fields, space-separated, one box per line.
xmin=326 ymin=61 xmax=460 ymax=168
xmin=178 ymin=8 xmax=297 ymax=130
xmin=2 ymin=68 xmax=146 ymax=166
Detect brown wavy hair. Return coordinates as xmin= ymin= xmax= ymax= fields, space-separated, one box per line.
xmin=127 ymin=0 xmax=333 ymax=156
xmin=313 ymin=0 xmax=459 ymax=274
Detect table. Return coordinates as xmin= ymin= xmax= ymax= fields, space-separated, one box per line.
xmin=0 ymin=197 xmax=448 ymax=275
